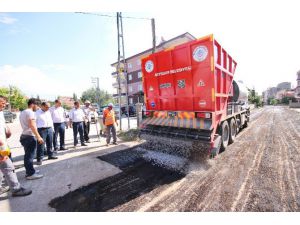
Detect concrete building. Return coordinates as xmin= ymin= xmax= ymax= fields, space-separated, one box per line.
xmin=275 ymin=89 xmax=295 ymax=101
xmin=58 ymin=96 xmax=75 ymax=108
xmin=263 ymin=81 xmax=294 ymax=103
xmin=295 ymin=71 xmax=300 ymax=99
xmin=262 ymin=87 xmax=278 ymax=103
xmin=277 ymin=82 xmax=291 ymax=91
xmin=111 ymin=32 xmax=196 ymax=105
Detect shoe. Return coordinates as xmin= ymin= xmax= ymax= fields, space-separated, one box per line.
xmin=26 ymin=173 xmax=44 ymax=180
xmin=12 ymin=187 xmax=32 ymax=197
xmin=106 ymin=143 xmax=109 ymax=147
xmin=86 ymin=140 xmax=91 ymax=143
xmin=48 ymin=156 xmax=58 ymax=160
xmin=0 ymin=186 xmax=10 ymax=195
xmin=81 ymin=143 xmax=88 ymax=146
xmin=54 ymin=147 xmax=59 ymax=151
xmin=113 ymin=142 xmax=118 ymax=145
xmin=36 ymin=160 xmax=42 ymax=165
xmin=59 ymin=147 xmax=67 ymax=151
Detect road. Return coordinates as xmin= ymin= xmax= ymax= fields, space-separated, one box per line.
xmin=52 ymin=106 xmax=300 ymax=212
xmin=111 ymin=106 xmax=300 ymax=212
xmin=2 ymin=106 xmax=300 ymax=212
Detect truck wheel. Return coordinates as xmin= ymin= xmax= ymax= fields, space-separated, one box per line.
xmin=220 ymin=121 xmax=229 ymax=152
xmin=229 ymin=118 xmax=237 ymax=144
xmin=243 ymin=120 xmax=248 ymax=128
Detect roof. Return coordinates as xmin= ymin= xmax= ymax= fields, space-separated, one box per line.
xmin=111 ymin=32 xmax=196 ymax=66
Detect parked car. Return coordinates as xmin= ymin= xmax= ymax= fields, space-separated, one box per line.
xmin=121 ymin=105 xmax=136 ymax=117
xmin=3 ymin=110 xmax=15 ymax=123
xmin=113 ymin=106 xmax=120 ymax=119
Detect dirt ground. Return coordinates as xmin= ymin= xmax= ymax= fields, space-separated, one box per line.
xmin=115 ymin=106 xmax=300 ymax=212
xmin=50 ymin=106 xmax=300 ymax=212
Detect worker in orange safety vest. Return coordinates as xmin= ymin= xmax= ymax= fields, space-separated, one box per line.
xmin=103 ymin=103 xmax=118 ymax=146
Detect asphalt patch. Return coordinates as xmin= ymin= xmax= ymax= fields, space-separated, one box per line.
xmin=49 ymin=148 xmax=185 ymax=212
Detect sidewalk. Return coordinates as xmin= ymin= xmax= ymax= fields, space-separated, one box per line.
xmin=0 ymin=117 xmax=139 ymax=212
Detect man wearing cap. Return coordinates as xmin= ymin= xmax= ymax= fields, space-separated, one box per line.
xmin=103 ymin=103 xmax=118 ymax=146
xmin=82 ymin=100 xmax=92 ymax=143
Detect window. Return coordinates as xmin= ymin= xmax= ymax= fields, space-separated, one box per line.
xmin=138 ymin=84 xmax=143 ymax=91
xmin=137 ymin=59 xmax=141 ymax=66
xmin=138 ymin=72 xmax=142 ymax=78
xmin=129 ymin=85 xmax=133 ymax=92
xmin=129 ymin=98 xmax=133 ymax=104
xmin=128 ymin=74 xmax=132 ymax=80
xmin=127 ymin=63 xmax=132 ymax=69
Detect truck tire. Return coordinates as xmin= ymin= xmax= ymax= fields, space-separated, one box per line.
xmin=220 ymin=121 xmax=229 ymax=152
xmin=243 ymin=120 xmax=248 ymax=128
xmin=229 ymin=118 xmax=237 ymax=144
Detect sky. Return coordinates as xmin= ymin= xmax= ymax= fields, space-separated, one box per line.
xmin=0 ymin=0 xmax=300 ymax=100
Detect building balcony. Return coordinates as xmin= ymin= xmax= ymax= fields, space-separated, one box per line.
xmin=113 ymin=93 xmax=127 ymax=98
xmin=112 ymin=81 xmax=126 ymax=88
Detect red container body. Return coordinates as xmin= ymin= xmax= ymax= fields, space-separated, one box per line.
xmin=142 ymin=34 xmax=237 ymax=116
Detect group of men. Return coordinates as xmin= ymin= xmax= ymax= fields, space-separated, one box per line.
xmin=0 ymin=95 xmax=118 ymax=197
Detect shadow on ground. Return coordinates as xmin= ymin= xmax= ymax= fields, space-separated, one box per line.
xmin=10 ymin=140 xmax=124 ymax=169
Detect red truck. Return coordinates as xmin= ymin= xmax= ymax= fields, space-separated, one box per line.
xmin=140 ymin=34 xmax=250 ymax=157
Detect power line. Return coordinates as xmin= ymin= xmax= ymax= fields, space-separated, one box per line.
xmin=75 ymin=12 xmax=151 ymax=20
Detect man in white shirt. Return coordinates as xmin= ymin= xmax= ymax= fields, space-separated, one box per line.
xmin=69 ymin=101 xmax=87 ymax=147
xmin=19 ymin=98 xmax=44 ymax=180
xmin=0 ymin=95 xmax=32 ymax=196
xmin=82 ymin=100 xmax=92 ymax=143
xmin=49 ymin=99 xmax=67 ymax=151
xmin=36 ymin=102 xmax=58 ymax=165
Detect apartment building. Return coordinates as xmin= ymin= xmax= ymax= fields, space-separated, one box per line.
xmin=111 ymin=32 xmax=196 ymax=105
xmin=296 ymin=71 xmax=300 ymax=99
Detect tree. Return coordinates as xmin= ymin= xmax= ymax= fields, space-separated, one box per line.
xmin=73 ymin=93 xmax=78 ymax=101
xmin=0 ymin=86 xmax=27 ymax=110
xmin=281 ymin=96 xmax=296 ymax=104
xmin=267 ymin=97 xmax=274 ymax=105
xmin=270 ymin=99 xmax=278 ymax=105
xmin=62 ymin=103 xmax=72 ymax=110
xmin=248 ymin=88 xmax=263 ymax=107
xmin=81 ymin=88 xmax=113 ymax=106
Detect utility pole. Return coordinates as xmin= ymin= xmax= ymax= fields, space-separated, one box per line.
xmin=116 ymin=12 xmax=123 ymax=131
xmin=117 ymin=12 xmax=130 ymax=130
xmin=120 ymin=12 xmax=130 ymax=130
xmin=151 ymin=18 xmax=156 ymax=53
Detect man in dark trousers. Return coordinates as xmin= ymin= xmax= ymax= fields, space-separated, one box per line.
xmin=82 ymin=100 xmax=92 ymax=143
xmin=19 ymin=98 xmax=44 ymax=180
xmin=69 ymin=101 xmax=87 ymax=148
xmin=36 ymin=102 xmax=58 ymax=165
xmin=49 ymin=99 xmax=67 ymax=151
